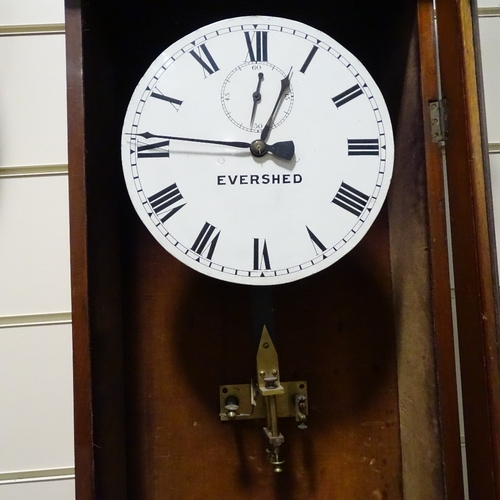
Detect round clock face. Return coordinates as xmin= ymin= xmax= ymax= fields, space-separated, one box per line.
xmin=121 ymin=16 xmax=394 ymax=286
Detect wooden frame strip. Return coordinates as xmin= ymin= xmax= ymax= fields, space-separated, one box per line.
xmin=65 ymin=2 xmax=94 ymax=500
xmin=434 ymin=0 xmax=500 ymax=497
xmin=417 ymin=2 xmax=466 ymax=498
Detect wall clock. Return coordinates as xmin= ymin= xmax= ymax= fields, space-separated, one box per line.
xmin=69 ymin=1 xmax=498 ymax=498
xmin=121 ymin=15 xmax=394 ymax=285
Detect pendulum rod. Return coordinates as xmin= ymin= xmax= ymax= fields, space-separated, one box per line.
xmin=251 ymin=286 xmax=276 ymax=345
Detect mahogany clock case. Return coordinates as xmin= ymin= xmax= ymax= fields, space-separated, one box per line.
xmin=65 ymin=0 xmax=494 ymax=499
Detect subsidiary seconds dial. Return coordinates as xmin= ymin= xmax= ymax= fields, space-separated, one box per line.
xmin=121 ymin=16 xmax=394 ymax=286
xmin=221 ymin=62 xmax=294 ymax=133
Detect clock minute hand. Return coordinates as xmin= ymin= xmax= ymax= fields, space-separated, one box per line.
xmin=136 ymin=132 xmax=295 ymax=161
xmin=260 ymin=67 xmax=292 ymax=142
xmin=137 ymin=131 xmax=250 ymax=149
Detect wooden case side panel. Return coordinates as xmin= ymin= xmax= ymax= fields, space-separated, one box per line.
xmin=435 ymin=0 xmax=500 ymax=498
xmin=66 ymin=1 xmax=129 ymax=498
xmin=388 ymin=8 xmax=463 ymax=498
xmin=418 ymin=2 xmax=465 ymax=498
xmin=65 ymin=2 xmax=94 ymax=499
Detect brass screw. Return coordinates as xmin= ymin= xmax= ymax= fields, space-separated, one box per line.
xmin=272 ymin=369 xmax=278 ymax=376
xmin=263 ymin=342 xmax=269 ymax=349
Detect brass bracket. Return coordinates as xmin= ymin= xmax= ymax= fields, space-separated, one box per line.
xmin=256 ymin=325 xmax=284 ymax=396
xmin=220 ymin=325 xmax=308 ymax=472
xmin=219 ymin=380 xmax=308 ymax=422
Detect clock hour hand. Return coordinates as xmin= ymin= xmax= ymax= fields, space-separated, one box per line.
xmin=260 ymin=67 xmax=292 ymax=142
xmin=262 ymin=140 xmax=295 ymax=161
xmin=135 ymin=132 xmax=295 ymax=161
xmin=250 ymin=72 xmax=264 ymax=129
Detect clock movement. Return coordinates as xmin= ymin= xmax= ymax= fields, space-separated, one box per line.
xmin=66 ymin=1 xmax=500 ymax=499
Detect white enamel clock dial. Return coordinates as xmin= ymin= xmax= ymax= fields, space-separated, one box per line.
xmin=121 ymin=16 xmax=394 ymax=285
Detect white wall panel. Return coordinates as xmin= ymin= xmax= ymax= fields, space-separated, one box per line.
xmin=0 ymin=34 xmax=67 ymax=168
xmin=478 ymin=1 xmax=500 ymax=7
xmin=0 ymin=478 xmax=74 ymax=500
xmin=0 ymin=0 xmax=64 ymax=26
xmin=478 ymin=17 xmax=500 ymax=143
xmin=0 ymin=175 xmax=71 ymax=316
xmin=0 ymin=323 xmax=74 ymax=472
xmin=489 ymin=154 xmax=500 ymax=262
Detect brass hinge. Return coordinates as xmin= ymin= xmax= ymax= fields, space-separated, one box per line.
xmin=429 ymin=99 xmax=448 ymax=143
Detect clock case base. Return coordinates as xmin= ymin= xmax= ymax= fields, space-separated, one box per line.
xmin=66 ymin=1 xmax=500 ymax=499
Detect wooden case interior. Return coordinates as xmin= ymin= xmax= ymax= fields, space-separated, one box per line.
xmin=66 ymin=1 xmax=471 ymax=498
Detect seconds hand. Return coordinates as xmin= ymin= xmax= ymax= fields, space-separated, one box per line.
xmin=250 ymin=72 xmax=264 ymax=129
xmin=134 ymin=131 xmax=295 ymax=161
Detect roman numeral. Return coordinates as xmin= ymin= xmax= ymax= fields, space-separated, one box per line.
xmin=245 ymin=31 xmax=268 ymax=62
xmin=332 ymin=84 xmax=363 ymax=108
xmin=348 ymin=139 xmax=379 ymax=156
xmin=137 ymin=138 xmax=170 ymax=158
xmin=253 ymin=238 xmax=271 ymax=270
xmin=332 ymin=182 xmax=370 ymax=217
xmin=306 ymin=226 xmax=327 ymax=254
xmin=190 ymin=43 xmax=220 ymax=76
xmin=191 ymin=222 xmax=220 ymax=259
xmin=300 ymin=45 xmax=319 ymax=73
xmin=151 ymin=91 xmax=183 ymax=111
xmin=148 ymin=183 xmax=186 ymax=222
